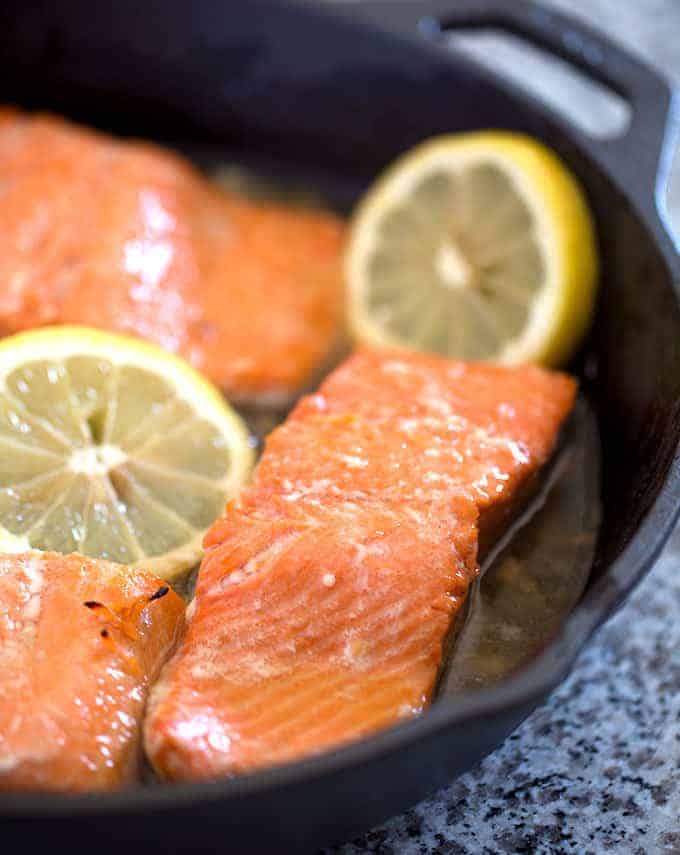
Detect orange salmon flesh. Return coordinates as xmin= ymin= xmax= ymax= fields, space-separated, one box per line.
xmin=145 ymin=349 xmax=576 ymax=779
xmin=0 ymin=552 xmax=184 ymax=791
xmin=0 ymin=107 xmax=346 ymax=403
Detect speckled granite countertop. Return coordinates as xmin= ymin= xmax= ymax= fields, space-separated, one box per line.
xmin=334 ymin=537 xmax=680 ymax=854
xmin=327 ymin=1 xmax=680 ymax=852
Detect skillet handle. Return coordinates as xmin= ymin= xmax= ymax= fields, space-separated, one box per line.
xmin=354 ymin=0 xmax=678 ymax=246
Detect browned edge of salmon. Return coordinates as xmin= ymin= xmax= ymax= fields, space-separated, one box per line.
xmin=0 ymin=551 xmax=184 ymax=792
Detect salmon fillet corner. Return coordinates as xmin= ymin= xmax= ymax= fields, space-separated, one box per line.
xmin=0 ymin=552 xmax=184 ymax=792
xmin=145 ymin=349 xmax=576 ymax=779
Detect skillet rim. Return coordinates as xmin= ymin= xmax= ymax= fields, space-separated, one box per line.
xmin=1 ymin=0 xmax=679 ymax=817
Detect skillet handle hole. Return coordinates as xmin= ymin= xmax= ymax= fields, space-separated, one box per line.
xmin=443 ymin=28 xmax=631 ymax=141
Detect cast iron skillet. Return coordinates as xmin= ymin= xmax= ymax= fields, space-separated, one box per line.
xmin=0 ymin=1 xmax=679 ymax=851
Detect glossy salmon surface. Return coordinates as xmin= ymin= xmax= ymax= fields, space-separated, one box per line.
xmin=145 ymin=350 xmax=576 ymax=779
xmin=0 ymin=552 xmax=184 ymax=791
xmin=257 ymin=350 xmax=579 ymax=552
xmin=0 ymin=108 xmax=345 ymax=403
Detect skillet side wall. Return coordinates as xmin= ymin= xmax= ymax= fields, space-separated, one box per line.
xmin=1 ymin=698 xmax=541 ymax=854
xmin=0 ymin=1 xmax=678 ymax=850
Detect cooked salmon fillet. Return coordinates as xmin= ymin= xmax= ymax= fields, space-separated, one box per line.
xmin=0 ymin=107 xmax=345 ymax=403
xmin=144 ymin=350 xmax=576 ymax=779
xmin=0 ymin=551 xmax=184 ymax=791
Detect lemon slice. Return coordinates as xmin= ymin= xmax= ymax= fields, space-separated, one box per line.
xmin=347 ymin=132 xmax=598 ymax=366
xmin=0 ymin=326 xmax=254 ymax=579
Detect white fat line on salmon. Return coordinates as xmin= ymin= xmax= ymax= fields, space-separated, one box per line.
xmin=217 ymin=532 xmax=299 ymax=590
xmin=17 ymin=554 xmax=45 ymax=629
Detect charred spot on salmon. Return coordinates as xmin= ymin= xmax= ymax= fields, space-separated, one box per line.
xmin=149 ymin=586 xmax=170 ymax=603
xmin=83 ymin=598 xmax=140 ymax=642
xmin=86 ymin=598 xmax=150 ymax=678
xmin=83 ymin=599 xmax=120 ymax=626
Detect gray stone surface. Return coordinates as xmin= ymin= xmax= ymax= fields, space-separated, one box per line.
xmin=327 ymin=1 xmax=680 ymax=852
xmin=334 ymin=538 xmax=680 ymax=854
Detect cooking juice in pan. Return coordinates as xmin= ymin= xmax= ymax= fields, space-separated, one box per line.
xmin=440 ymin=398 xmax=599 ymax=695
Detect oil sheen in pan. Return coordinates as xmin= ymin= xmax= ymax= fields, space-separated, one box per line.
xmin=174 ymin=151 xmax=602 ymax=696
xmin=439 ymin=398 xmax=600 ymax=696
